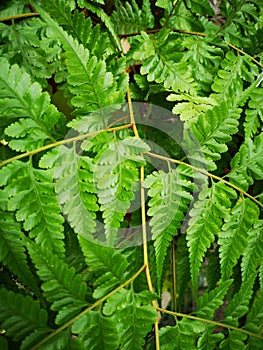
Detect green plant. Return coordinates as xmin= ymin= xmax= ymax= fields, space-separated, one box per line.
xmin=0 ymin=0 xmax=263 ymax=349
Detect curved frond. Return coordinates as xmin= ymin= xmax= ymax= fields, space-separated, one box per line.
xmin=241 ymin=220 xmax=263 ymax=281
xmin=244 ymin=88 xmax=263 ymax=139
xmin=78 ymin=238 xmax=129 ymax=299
xmin=27 ymin=241 xmax=89 ymax=325
xmin=144 ymin=167 xmax=193 ymax=290
xmin=218 ymin=197 xmax=259 ymax=281
xmin=132 ymin=29 xmax=198 ymax=94
xmin=72 ymin=310 xmax=119 ymax=350
xmin=0 ymin=58 xmax=63 ymax=151
xmin=55 ymin=144 xmax=98 ymax=238
xmin=103 ymin=288 xmax=156 ymax=350
xmin=0 ymin=161 xmax=65 ymax=257
xmin=0 ymin=288 xmax=50 ymax=344
xmin=186 ymin=181 xmax=236 ymax=293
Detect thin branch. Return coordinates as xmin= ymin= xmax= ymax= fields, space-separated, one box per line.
xmin=146 ymin=152 xmax=263 ymax=208
xmin=0 ymin=123 xmax=132 ymax=167
xmin=31 ymin=265 xmax=146 ymax=350
xmin=127 ymin=87 xmax=160 ymax=350
xmin=0 ymin=12 xmax=39 ymax=22
xmin=156 ymin=307 xmax=263 ymax=340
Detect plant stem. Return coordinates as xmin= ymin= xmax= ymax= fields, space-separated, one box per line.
xmin=146 ymin=152 xmax=263 ymax=208
xmin=0 ymin=12 xmax=39 ymax=22
xmin=156 ymin=307 xmax=263 ymax=340
xmin=0 ymin=123 xmax=132 ymax=167
xmin=31 ymin=265 xmax=146 ymax=350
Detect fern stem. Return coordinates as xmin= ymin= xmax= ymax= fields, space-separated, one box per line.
xmin=156 ymin=307 xmax=263 ymax=340
xmin=146 ymin=152 xmax=263 ymax=208
xmin=172 ymin=236 xmax=177 ymax=312
xmin=31 ymin=265 xmax=146 ymax=350
xmin=0 ymin=12 xmax=39 ymax=22
xmin=163 ymin=0 xmax=179 ymax=27
xmin=127 ymin=87 xmax=160 ymax=350
xmin=0 ymin=123 xmax=132 ymax=167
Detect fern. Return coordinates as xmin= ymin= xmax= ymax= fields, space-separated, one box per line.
xmin=186 ymin=181 xmax=236 ymax=293
xmin=218 ymin=197 xmax=259 ymax=281
xmin=27 ymin=241 xmax=89 ymax=325
xmin=0 ymin=160 xmax=65 ymax=257
xmin=0 ymin=1 xmax=263 ymax=349
xmin=144 ymin=166 xmax=193 ymax=290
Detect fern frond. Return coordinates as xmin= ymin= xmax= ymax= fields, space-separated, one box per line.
xmin=55 ymin=144 xmax=98 ymax=238
xmin=0 ymin=211 xmax=39 ymax=293
xmin=197 ymin=324 xmax=224 ymax=350
xmin=37 ymin=8 xmax=127 ymax=118
xmin=223 ymin=274 xmax=256 ymax=327
xmin=219 ymin=330 xmax=247 ymax=350
xmin=182 ymin=35 xmax=223 ymax=92
xmin=218 ymin=197 xmax=259 ymax=281
xmin=27 ymin=241 xmax=89 ymax=325
xmin=0 ymin=160 xmax=65 ymax=256
xmin=241 ymin=220 xmax=263 ymax=282
xmin=167 ymin=92 xmax=217 ymax=124
xmin=132 ymin=29 xmax=198 ymax=95
xmin=103 ymin=288 xmax=157 ymax=350
xmin=111 ymin=0 xmax=154 ymax=34
xmin=0 ymin=288 xmax=50 ymax=344
xmin=186 ymin=101 xmax=241 ymax=170
xmin=244 ymin=88 xmax=263 ymax=139
xmin=186 ymin=181 xmax=236 ymax=293
xmin=245 ymin=290 xmax=263 ymax=342
xmin=211 ymin=52 xmax=256 ymax=104
xmin=90 ymin=135 xmax=150 ymax=245
xmin=159 ymin=320 xmax=199 ymax=349
xmin=0 ymin=58 xmax=63 ymax=150
xmin=78 ymin=238 xmax=129 ymax=298
xmin=228 ymin=134 xmax=263 ymax=190
xmin=195 ymin=280 xmax=232 ymax=319
xmin=144 ymin=167 xmax=193 ymax=291
xmin=72 ymin=310 xmax=119 ymax=350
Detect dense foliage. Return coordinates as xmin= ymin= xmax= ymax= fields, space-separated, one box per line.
xmin=0 ymin=0 xmax=263 ymax=349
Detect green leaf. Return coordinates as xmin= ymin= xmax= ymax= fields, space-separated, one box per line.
xmin=186 ymin=181 xmax=236 ymax=293
xmin=218 ymin=198 xmax=259 ymax=281
xmin=159 ymin=321 xmax=199 ymax=349
xmin=144 ymin=167 xmax=193 ymax=291
xmin=27 ymin=241 xmax=89 ymax=325
xmin=0 ymin=288 xmax=50 ymax=343
xmin=78 ymin=238 xmax=129 ymax=298
xmin=72 ymin=310 xmax=119 ymax=350
xmin=0 ymin=161 xmax=65 ymax=256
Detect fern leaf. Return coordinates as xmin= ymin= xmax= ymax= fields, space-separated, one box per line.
xmin=103 ymin=288 xmax=157 ymax=350
xmin=159 ymin=321 xmax=198 ymax=349
xmin=111 ymin=0 xmax=154 ymax=34
xmin=0 ymin=160 xmax=65 ymax=256
xmin=0 ymin=58 xmax=62 ymax=151
xmin=167 ymin=92 xmax=217 ymax=124
xmin=196 ymin=280 xmax=232 ymax=319
xmin=245 ymin=290 xmax=263 ymax=341
xmin=219 ymin=330 xmax=247 ymax=350
xmin=212 ymin=52 xmax=256 ymax=103
xmin=223 ymin=274 xmax=256 ymax=327
xmin=37 ymin=8 xmax=127 ymax=117
xmin=218 ymin=197 xmax=259 ymax=281
xmin=55 ymin=144 xmax=98 ymax=238
xmin=91 ymin=136 xmax=150 ymax=245
xmin=27 ymin=241 xmax=89 ymax=325
xmin=228 ymin=134 xmax=263 ymax=191
xmin=244 ymin=88 xmax=263 ymax=139
xmin=0 ymin=288 xmax=50 ymax=343
xmin=72 ymin=310 xmax=119 ymax=350
xmin=197 ymin=324 xmax=224 ymax=350
xmin=186 ymin=101 xmax=240 ymax=170
xmin=186 ymin=181 xmax=236 ymax=293
xmin=0 ymin=211 xmax=39 ymax=294
xmin=144 ymin=167 xmax=193 ymax=291
xmin=241 ymin=220 xmax=263 ymax=282
xmin=78 ymin=238 xmax=129 ymax=298
xmin=132 ymin=29 xmax=198 ymax=95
